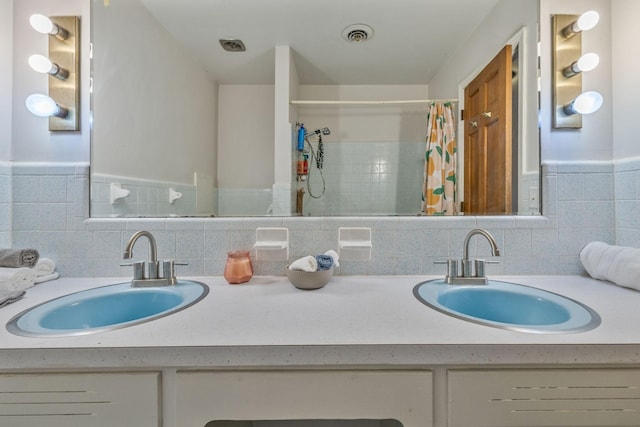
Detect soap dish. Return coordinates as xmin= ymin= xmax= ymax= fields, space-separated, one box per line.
xmin=285 ymin=266 xmax=333 ymax=290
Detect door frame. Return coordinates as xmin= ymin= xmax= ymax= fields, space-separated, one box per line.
xmin=456 ymin=27 xmax=529 ymax=210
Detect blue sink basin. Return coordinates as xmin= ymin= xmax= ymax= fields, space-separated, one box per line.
xmin=6 ymin=280 xmax=208 ymax=337
xmin=413 ymin=279 xmax=600 ymax=333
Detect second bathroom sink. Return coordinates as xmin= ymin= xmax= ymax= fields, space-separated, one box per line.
xmin=413 ymin=279 xmax=600 ymax=334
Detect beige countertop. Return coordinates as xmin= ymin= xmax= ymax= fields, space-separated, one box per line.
xmin=1 ymin=275 xmax=639 ymax=370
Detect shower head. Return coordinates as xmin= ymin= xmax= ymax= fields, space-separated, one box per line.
xmin=306 ymin=127 xmax=331 ymax=137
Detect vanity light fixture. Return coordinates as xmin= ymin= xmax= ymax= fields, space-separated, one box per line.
xmin=552 ymin=11 xmax=601 ymax=128
xmin=26 ymin=15 xmax=80 ymax=131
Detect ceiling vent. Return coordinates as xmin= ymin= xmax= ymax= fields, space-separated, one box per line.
xmin=342 ymin=24 xmax=374 ymax=43
xmin=219 ymin=39 xmax=246 ymax=52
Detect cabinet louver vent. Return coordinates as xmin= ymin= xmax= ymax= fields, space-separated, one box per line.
xmin=0 ymin=373 xmax=159 ymax=427
xmin=449 ymin=369 xmax=640 ymax=427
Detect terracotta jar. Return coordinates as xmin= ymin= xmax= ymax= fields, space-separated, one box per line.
xmin=224 ymin=250 xmax=253 ymax=284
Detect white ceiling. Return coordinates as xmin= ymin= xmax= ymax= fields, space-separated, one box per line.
xmin=140 ymin=0 xmax=501 ymax=85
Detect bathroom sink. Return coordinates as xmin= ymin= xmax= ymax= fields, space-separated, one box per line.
xmin=6 ymin=280 xmax=208 ymax=337
xmin=413 ymin=279 xmax=600 ymax=333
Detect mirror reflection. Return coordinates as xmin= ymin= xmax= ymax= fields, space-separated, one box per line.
xmin=90 ymin=0 xmax=540 ymax=217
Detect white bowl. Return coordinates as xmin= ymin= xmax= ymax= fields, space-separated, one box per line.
xmin=285 ymin=266 xmax=333 ymax=290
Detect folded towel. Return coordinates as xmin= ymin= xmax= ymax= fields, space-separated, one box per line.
xmin=0 ymin=267 xmax=37 ymax=292
xmin=0 ymin=248 xmax=39 ymax=268
xmin=35 ymin=272 xmax=59 ymax=284
xmin=315 ymin=254 xmax=334 ymax=271
xmin=580 ymin=241 xmax=640 ymax=290
xmin=34 ymin=258 xmax=56 ymax=276
xmin=324 ymin=249 xmax=340 ymax=267
xmin=0 ymin=290 xmax=26 ymax=308
xmin=289 ymin=255 xmax=318 ymax=272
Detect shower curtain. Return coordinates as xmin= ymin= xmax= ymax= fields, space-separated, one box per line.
xmin=422 ymin=102 xmax=457 ymax=215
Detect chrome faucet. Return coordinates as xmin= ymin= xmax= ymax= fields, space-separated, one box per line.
xmin=438 ymin=228 xmax=500 ymax=285
xmin=124 ymin=230 xmax=158 ymax=263
xmin=462 ymin=228 xmax=500 ymax=277
xmin=122 ymin=231 xmax=185 ymax=287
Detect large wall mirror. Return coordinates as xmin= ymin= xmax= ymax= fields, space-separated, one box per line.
xmin=90 ymin=0 xmax=540 ymax=217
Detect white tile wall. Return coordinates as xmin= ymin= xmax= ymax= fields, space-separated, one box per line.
xmin=301 ymin=141 xmax=424 ymax=216
xmin=615 ymin=157 xmax=640 ymax=246
xmin=5 ymin=161 xmax=623 ymax=278
xmin=0 ymin=162 xmax=10 ymax=247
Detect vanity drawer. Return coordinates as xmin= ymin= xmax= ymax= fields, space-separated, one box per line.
xmin=176 ymin=370 xmax=433 ymax=427
xmin=448 ymin=368 xmax=640 ymax=427
xmin=0 ymin=372 xmax=160 ymax=427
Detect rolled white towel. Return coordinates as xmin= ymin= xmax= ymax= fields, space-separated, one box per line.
xmin=324 ymin=249 xmax=340 ymax=267
xmin=0 ymin=267 xmax=37 ymax=292
xmin=288 ymin=255 xmax=318 ymax=272
xmin=580 ymin=241 xmax=640 ymax=291
xmin=34 ymin=258 xmax=56 ymax=277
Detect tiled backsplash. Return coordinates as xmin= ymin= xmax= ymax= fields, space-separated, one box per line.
xmin=614 ymin=157 xmax=640 ymax=246
xmin=4 ymin=160 xmax=628 ymax=278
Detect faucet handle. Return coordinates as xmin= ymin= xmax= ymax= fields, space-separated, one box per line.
xmin=120 ymin=261 xmax=145 ymax=280
xmin=474 ymin=259 xmax=500 ymax=278
xmin=435 ymin=259 xmax=460 ymax=279
xmin=161 ymin=260 xmax=188 ymax=284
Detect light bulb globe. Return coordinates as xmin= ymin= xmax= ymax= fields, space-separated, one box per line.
xmin=576 ymin=11 xmax=600 ymax=32
xmin=576 ymin=53 xmax=600 ymax=72
xmin=26 ymin=93 xmax=60 ymax=117
xmin=572 ymin=91 xmax=603 ymax=114
xmin=29 ymin=14 xmax=54 ymax=34
xmin=28 ymin=54 xmax=54 ymax=74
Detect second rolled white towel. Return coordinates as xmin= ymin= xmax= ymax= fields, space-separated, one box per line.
xmin=580 ymin=241 xmax=640 ymax=291
xmin=34 ymin=258 xmax=56 ymax=276
xmin=289 ymin=255 xmax=318 ymax=272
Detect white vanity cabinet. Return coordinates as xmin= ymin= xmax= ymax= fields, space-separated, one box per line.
xmin=175 ymin=370 xmax=433 ymax=427
xmin=447 ymin=369 xmax=640 ymax=427
xmin=0 ymin=372 xmax=160 ymax=427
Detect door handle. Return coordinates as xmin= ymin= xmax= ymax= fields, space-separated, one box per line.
xmin=481 ymin=111 xmax=492 ymax=118
xmin=470 ymin=121 xmax=478 ymax=128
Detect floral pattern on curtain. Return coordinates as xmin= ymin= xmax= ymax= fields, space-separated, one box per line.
xmin=422 ymin=102 xmax=457 ymax=215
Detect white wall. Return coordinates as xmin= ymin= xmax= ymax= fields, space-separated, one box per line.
xmin=11 ymin=0 xmax=90 ymax=163
xmin=91 ymin=0 xmax=217 ymax=185
xmin=0 ymin=0 xmax=12 ymax=161
xmin=611 ymin=0 xmax=640 ymax=160
xmin=217 ymin=85 xmax=274 ymax=189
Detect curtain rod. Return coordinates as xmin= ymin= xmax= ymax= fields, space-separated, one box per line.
xmin=290 ymin=99 xmax=458 ymax=106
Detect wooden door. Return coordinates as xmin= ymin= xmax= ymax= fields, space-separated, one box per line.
xmin=463 ymin=45 xmax=512 ymax=214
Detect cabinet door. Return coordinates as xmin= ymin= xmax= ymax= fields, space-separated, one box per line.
xmin=0 ymin=372 xmax=159 ymax=427
xmin=176 ymin=370 xmax=433 ymax=427
xmin=448 ymin=369 xmax=640 ymax=427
